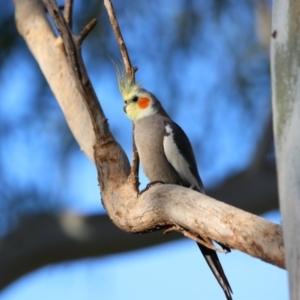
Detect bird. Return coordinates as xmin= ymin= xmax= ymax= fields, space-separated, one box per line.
xmin=117 ymin=71 xmax=233 ymax=300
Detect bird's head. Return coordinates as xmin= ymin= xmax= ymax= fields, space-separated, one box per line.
xmin=117 ymin=71 xmax=159 ymax=121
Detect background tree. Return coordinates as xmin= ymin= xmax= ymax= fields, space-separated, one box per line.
xmin=271 ymin=0 xmax=300 ymax=298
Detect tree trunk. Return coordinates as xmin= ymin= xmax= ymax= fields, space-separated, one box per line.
xmin=271 ymin=1 xmax=300 ymax=298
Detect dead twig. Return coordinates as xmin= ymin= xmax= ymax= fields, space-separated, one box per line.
xmin=64 ymin=0 xmax=73 ymax=27
xmin=103 ymin=0 xmax=136 ymax=81
xmin=104 ymin=0 xmax=139 ymax=191
xmin=78 ymin=18 xmax=97 ymax=45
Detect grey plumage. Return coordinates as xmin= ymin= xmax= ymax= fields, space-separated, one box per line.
xmin=134 ymin=101 xmax=232 ymax=300
xmin=119 ymin=82 xmax=233 ymax=299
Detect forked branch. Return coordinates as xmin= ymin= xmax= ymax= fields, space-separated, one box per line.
xmin=13 ymin=0 xmax=285 ymax=275
xmin=43 ymin=0 xmax=106 ymax=141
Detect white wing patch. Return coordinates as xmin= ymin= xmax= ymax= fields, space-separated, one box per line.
xmin=163 ymin=124 xmax=200 ymax=189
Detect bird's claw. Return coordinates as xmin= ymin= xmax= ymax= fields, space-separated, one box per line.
xmin=138 ymin=180 xmax=165 ymax=195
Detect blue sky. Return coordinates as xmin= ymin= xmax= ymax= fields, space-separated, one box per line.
xmin=0 ymin=212 xmax=287 ymax=300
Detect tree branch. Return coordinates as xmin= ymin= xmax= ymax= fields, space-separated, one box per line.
xmin=209 ymin=162 xmax=278 ymax=214
xmin=13 ymin=0 xmax=96 ymax=161
xmin=0 ymin=184 xmax=284 ymax=291
xmin=78 ymin=18 xmax=97 ymax=45
xmin=104 ymin=183 xmax=284 ymax=269
xmin=43 ymin=0 xmax=105 ymax=141
xmin=103 ymin=0 xmax=136 ymax=81
xmin=0 ymin=169 xmax=280 ymax=290
xmin=12 ymin=0 xmax=285 ymax=288
xmin=104 ymin=0 xmax=139 ymax=190
xmin=0 ymin=214 xmax=182 ymax=290
xmin=63 ymin=0 xmax=73 ymax=27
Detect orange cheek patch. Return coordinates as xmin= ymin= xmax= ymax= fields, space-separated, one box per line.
xmin=138 ymin=97 xmax=150 ymax=109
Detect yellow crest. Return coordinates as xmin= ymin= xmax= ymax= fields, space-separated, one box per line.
xmin=114 ymin=63 xmax=142 ymax=100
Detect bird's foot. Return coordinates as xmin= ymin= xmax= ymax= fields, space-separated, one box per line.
xmin=217 ymin=242 xmax=231 ymax=253
xmin=189 ymin=184 xmax=196 ymax=189
xmin=139 ymin=181 xmax=165 ymax=195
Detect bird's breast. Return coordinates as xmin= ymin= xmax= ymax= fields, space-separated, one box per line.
xmin=134 ymin=116 xmax=178 ymax=183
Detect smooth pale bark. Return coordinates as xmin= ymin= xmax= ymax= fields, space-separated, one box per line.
xmin=11 ymin=0 xmax=285 ymax=291
xmin=13 ymin=0 xmax=96 ymax=161
xmin=271 ymin=1 xmax=300 ymax=298
xmin=103 ymin=183 xmax=284 ymax=269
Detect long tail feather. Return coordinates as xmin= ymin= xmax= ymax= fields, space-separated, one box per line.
xmin=197 ymin=243 xmax=233 ymax=300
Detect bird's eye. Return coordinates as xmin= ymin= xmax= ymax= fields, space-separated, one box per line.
xmin=132 ymin=96 xmax=139 ymax=102
xmin=124 ymin=100 xmax=128 ymax=104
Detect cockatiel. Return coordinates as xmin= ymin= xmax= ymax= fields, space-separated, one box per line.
xmin=118 ymin=73 xmax=233 ymax=300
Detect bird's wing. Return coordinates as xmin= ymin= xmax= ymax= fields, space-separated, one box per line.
xmin=163 ymin=120 xmax=205 ymax=193
xmin=163 ymin=120 xmax=233 ymax=300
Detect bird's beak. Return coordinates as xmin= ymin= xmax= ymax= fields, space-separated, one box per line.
xmin=123 ymin=103 xmax=127 ymax=114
